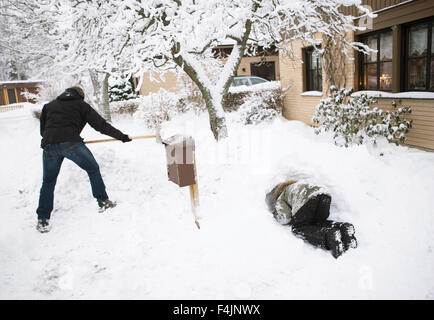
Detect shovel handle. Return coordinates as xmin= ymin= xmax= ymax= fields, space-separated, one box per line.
xmin=84 ymin=135 xmax=156 ymax=144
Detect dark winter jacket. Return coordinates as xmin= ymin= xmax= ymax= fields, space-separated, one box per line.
xmin=40 ymin=88 xmax=128 ymax=148
xmin=265 ymin=180 xmax=330 ymax=225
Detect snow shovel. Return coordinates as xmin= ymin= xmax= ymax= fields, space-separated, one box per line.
xmin=84 ymin=135 xmax=156 ymax=144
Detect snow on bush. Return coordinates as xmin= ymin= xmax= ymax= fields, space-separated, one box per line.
xmin=228 ymin=80 xmax=281 ymax=94
xmin=236 ymin=91 xmax=283 ymax=125
xmin=108 ymin=76 xmax=137 ymax=102
xmin=226 ymin=81 xmax=284 ymax=125
xmin=112 ymin=82 xmax=284 ymax=127
xmin=112 ymin=88 xmax=206 ymax=129
xmin=312 ymin=86 xmax=412 ymax=147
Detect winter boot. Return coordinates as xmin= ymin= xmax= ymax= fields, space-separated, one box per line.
xmin=317 ymin=221 xmax=357 ymax=251
xmin=292 ymin=224 xmax=344 ymax=259
xmin=325 ymin=227 xmax=345 ymax=259
xmin=98 ymin=199 xmax=117 ymax=213
xmin=339 ymin=223 xmax=357 ymax=250
xmin=36 ymin=219 xmax=51 ymax=233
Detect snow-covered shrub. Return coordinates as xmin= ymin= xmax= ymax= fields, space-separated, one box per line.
xmin=110 ymin=99 xmax=141 ymax=115
xmin=312 ymin=86 xmax=413 ymax=147
xmin=122 ymin=88 xmax=205 ymax=128
xmin=112 ymin=81 xmax=283 ymax=127
xmin=176 ymin=78 xmax=207 ymax=114
xmin=108 ymin=76 xmax=137 ymax=102
xmin=135 ymin=90 xmax=181 ymax=128
xmin=237 ymin=92 xmax=282 ymax=125
xmin=226 ymin=81 xmax=283 ymax=124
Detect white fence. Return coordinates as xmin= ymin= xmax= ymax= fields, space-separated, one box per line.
xmin=0 ymin=103 xmax=25 ymax=113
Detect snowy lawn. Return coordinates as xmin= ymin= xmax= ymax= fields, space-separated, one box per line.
xmin=1 ymin=105 xmax=434 ymax=299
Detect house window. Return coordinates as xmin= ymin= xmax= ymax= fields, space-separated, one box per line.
xmin=7 ymin=88 xmax=17 ymax=104
xmin=250 ymin=61 xmax=276 ymax=81
xmin=360 ymin=29 xmax=393 ymax=91
xmin=305 ymin=47 xmax=322 ymax=91
xmin=405 ymin=18 xmax=434 ymax=91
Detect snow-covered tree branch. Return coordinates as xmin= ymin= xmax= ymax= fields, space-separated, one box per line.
xmin=6 ymin=0 xmax=373 ymax=139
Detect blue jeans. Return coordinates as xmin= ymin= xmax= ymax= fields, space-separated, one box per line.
xmin=36 ymin=142 xmax=108 ymax=219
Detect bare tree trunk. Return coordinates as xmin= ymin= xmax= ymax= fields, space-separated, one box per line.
xmin=167 ymin=1 xmax=260 ymax=141
xmin=101 ymin=72 xmax=111 ymax=122
xmin=89 ymin=69 xmax=103 ymax=113
xmin=170 ymin=26 xmax=251 ymax=141
xmin=89 ymin=69 xmax=112 ymax=122
xmin=172 ymin=53 xmax=228 ymax=141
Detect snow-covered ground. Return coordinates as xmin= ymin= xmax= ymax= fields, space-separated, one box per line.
xmin=1 ymin=104 xmax=434 ymax=299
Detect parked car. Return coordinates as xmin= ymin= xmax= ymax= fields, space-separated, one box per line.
xmin=231 ymin=76 xmax=269 ymax=87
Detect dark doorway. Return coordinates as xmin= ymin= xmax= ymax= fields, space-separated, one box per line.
xmin=7 ymin=89 xmax=17 ymax=104
xmin=250 ymin=61 xmax=276 ymax=81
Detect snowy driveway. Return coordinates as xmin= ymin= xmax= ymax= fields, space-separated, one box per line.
xmin=1 ymin=109 xmax=434 ymax=299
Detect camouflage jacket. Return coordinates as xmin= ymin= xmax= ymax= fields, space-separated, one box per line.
xmin=265 ymin=180 xmax=330 ymax=225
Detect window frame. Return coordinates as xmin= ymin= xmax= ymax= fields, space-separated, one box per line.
xmin=358 ymin=28 xmax=394 ymax=92
xmin=304 ymin=46 xmax=322 ymax=92
xmin=250 ymin=61 xmax=276 ymax=81
xmin=403 ymin=17 xmax=434 ymax=92
xmin=3 ymin=88 xmax=18 ymax=105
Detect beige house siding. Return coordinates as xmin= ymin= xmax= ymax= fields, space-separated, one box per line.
xmin=280 ymin=1 xmax=434 ymax=151
xmin=138 ymin=71 xmax=187 ymax=96
xmin=138 ymin=55 xmax=280 ymax=96
xmin=280 ymin=36 xmax=434 ymax=150
xmin=279 ymin=33 xmax=356 ymax=125
xmin=376 ymin=99 xmax=434 ymax=150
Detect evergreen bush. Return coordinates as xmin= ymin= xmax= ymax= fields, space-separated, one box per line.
xmin=312 ymin=86 xmax=412 ymax=147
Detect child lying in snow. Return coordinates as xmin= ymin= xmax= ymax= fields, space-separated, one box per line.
xmin=265 ymin=179 xmax=357 ymax=259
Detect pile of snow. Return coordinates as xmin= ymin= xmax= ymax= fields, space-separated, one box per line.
xmin=1 ymin=103 xmax=434 ymax=299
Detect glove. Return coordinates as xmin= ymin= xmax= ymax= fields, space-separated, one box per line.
xmin=121 ymin=134 xmax=132 ymax=143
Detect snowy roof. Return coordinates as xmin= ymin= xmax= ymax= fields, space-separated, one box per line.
xmin=0 ymin=80 xmax=45 ymax=85
xmin=215 ymin=38 xmax=237 ymax=47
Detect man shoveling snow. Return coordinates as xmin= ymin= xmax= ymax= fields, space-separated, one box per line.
xmin=35 ymin=87 xmax=132 ymax=233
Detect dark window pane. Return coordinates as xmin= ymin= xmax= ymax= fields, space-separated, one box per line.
xmin=317 ymin=70 xmax=322 ymax=91
xmin=409 ymin=24 xmax=428 ymax=57
xmin=307 ymin=70 xmax=313 ymax=90
xmin=306 ymin=48 xmax=322 ymax=91
xmin=310 ymin=52 xmax=317 ymax=69
xmin=311 ymin=51 xmax=321 ymax=69
xmin=7 ymin=89 xmax=16 ymax=104
xmin=251 ymin=61 xmax=276 ymax=81
xmin=380 ymin=31 xmax=393 ymax=61
xmin=366 ymin=63 xmax=377 ymax=90
xmin=408 ymin=58 xmax=427 ymax=90
xmin=309 ymin=70 xmax=322 ymax=91
xmin=432 ymin=25 xmax=434 ymax=54
xmin=365 ymin=36 xmax=378 ymax=62
xmin=311 ymin=72 xmax=316 ymax=90
xmin=379 ymin=61 xmax=393 ymax=91
xmin=430 ymin=57 xmax=434 ymax=91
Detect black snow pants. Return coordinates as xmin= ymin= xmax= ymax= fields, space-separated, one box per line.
xmin=290 ymin=194 xmax=339 ymax=250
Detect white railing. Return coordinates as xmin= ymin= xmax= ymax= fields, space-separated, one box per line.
xmin=0 ymin=103 xmax=25 ymax=112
